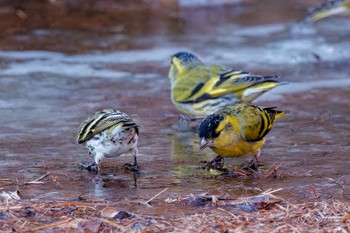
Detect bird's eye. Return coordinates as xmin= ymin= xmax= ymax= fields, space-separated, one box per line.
xmin=226 ymin=122 xmax=233 ymax=131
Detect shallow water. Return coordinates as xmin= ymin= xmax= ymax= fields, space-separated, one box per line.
xmin=0 ymin=0 xmax=349 ymax=216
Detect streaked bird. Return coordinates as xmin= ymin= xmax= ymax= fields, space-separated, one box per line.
xmin=77 ymin=109 xmax=140 ymax=172
xmin=168 ymin=52 xmax=282 ymax=116
xmin=306 ymin=0 xmax=350 ymax=22
xmin=197 ymin=103 xmax=285 ymax=170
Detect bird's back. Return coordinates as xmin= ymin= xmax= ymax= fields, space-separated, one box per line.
xmin=169 ymin=52 xmax=282 ymax=116
xmin=218 ymin=104 xmax=284 ymax=143
xmin=172 ymin=64 xmax=280 ymax=110
xmin=77 ymin=109 xmax=139 ymax=144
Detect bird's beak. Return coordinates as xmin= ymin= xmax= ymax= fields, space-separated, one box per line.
xmin=200 ymin=138 xmax=210 ymax=151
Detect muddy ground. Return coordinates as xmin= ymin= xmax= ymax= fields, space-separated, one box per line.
xmin=0 ymin=0 xmax=349 ymax=232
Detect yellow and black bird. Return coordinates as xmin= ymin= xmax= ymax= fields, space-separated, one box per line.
xmin=197 ymin=103 xmax=285 ymax=170
xmin=77 ymin=109 xmax=140 ymax=173
xmin=168 ymin=52 xmax=282 ymax=116
xmin=306 ymin=0 xmax=350 ymax=22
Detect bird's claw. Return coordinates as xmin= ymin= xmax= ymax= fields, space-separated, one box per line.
xmin=240 ymin=159 xmax=260 ymax=172
xmin=80 ymin=161 xmax=100 ymax=173
xmin=123 ymin=163 xmax=140 ymax=174
xmin=199 ymin=156 xmax=225 ymax=171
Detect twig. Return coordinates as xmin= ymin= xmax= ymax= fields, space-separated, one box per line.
xmin=305 ymin=170 xmax=313 ymax=176
xmin=264 ymin=162 xmax=283 ymax=178
xmin=143 ymin=188 xmax=168 ymax=206
xmin=286 ymin=223 xmax=301 ymax=233
xmin=310 ymin=187 xmax=319 ymax=200
xmin=25 ymin=172 xmax=50 ymax=185
xmin=30 ymin=218 xmax=72 ymax=231
xmin=54 ymin=201 xmax=95 ymax=207
xmin=0 ymin=179 xmax=13 ymax=182
xmin=217 ymin=207 xmax=239 ymax=219
xmin=343 ymin=212 xmax=350 ymax=223
xmin=94 ymin=217 xmax=121 ymax=229
xmin=264 ymin=161 xmax=278 ymax=174
xmin=275 ymin=203 xmax=288 ymax=212
xmin=76 ymin=205 xmax=97 ymax=211
xmin=261 ymin=188 xmax=284 ymax=199
xmin=19 ymin=220 xmax=28 ymax=230
xmin=0 ymin=206 xmax=23 ymax=211
xmin=8 ymin=212 xmax=22 ymax=223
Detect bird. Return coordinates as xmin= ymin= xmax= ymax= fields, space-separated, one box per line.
xmin=76 ymin=109 xmax=140 ymax=173
xmin=168 ymin=52 xmax=282 ymax=116
xmin=197 ymin=103 xmax=285 ymax=170
xmin=306 ymin=0 xmax=350 ymax=22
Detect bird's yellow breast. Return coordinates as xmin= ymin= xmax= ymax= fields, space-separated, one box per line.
xmin=211 ymin=138 xmax=265 ymax=157
xmin=210 ymin=114 xmax=266 ymax=157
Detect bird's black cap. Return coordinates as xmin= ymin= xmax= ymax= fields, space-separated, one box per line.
xmin=172 ymin=52 xmax=202 ymax=65
xmin=197 ymin=114 xmax=224 ymax=139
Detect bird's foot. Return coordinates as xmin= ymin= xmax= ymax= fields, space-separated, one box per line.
xmin=200 ymin=155 xmax=225 ymax=171
xmin=123 ymin=163 xmax=140 ymax=174
xmin=240 ymin=159 xmax=260 ymax=172
xmin=80 ymin=161 xmax=100 ymax=173
xmin=220 ymin=169 xmax=240 ymax=178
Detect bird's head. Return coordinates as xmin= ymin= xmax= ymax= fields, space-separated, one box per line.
xmin=197 ymin=114 xmax=225 ymax=151
xmin=168 ymin=52 xmax=203 ymax=81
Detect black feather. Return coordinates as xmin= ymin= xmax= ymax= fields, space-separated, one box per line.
xmin=215 ymin=69 xmax=250 ymax=87
xmin=188 ymin=82 xmax=205 ymax=99
xmin=179 ymin=93 xmax=213 ymax=104
xmin=197 ymin=114 xmax=224 ymax=139
xmin=172 ymin=52 xmax=203 ymax=65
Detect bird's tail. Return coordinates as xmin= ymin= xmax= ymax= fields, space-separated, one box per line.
xmin=263 ymin=106 xmax=286 ymax=119
xmin=238 ymin=76 xmax=282 ymax=103
xmin=305 ymin=0 xmax=349 ymax=22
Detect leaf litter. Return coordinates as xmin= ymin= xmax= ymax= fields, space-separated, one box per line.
xmin=0 ymin=187 xmax=349 ymax=232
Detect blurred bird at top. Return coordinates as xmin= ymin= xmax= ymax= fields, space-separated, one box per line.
xmin=306 ymin=0 xmax=350 ymax=22
xmin=168 ymin=52 xmax=282 ymax=116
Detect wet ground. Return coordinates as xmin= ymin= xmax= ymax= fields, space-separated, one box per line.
xmin=0 ymin=0 xmax=350 ymax=221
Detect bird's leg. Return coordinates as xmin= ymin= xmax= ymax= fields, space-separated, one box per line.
xmin=123 ymin=148 xmax=140 ymax=173
xmin=251 ymin=150 xmax=261 ymax=167
xmin=80 ymin=152 xmax=103 ymax=173
xmin=132 ymin=170 xmax=138 ymax=188
xmin=241 ymin=150 xmax=261 ymax=171
xmin=200 ymin=155 xmax=225 ymax=171
xmin=80 ymin=161 xmax=100 ymax=174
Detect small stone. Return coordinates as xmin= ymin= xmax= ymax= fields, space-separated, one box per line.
xmin=131 ymin=222 xmax=143 ymax=231
xmin=0 ymin=212 xmax=6 ymax=219
xmin=100 ymin=207 xmax=118 ymax=218
xmin=25 ymin=207 xmax=36 ymax=217
xmin=114 ymin=210 xmax=134 ymax=220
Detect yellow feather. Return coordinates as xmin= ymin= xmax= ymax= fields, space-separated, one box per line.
xmin=169 ymin=52 xmax=283 ymax=116
xmin=308 ymin=0 xmax=350 ymax=22
xmin=198 ymin=103 xmax=285 ymax=158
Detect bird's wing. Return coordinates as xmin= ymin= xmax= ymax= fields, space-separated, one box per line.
xmin=306 ymin=0 xmax=350 ymax=22
xmin=173 ymin=65 xmax=224 ymax=103
xmin=77 ymin=111 xmax=137 ymax=143
xmin=237 ymin=106 xmax=276 ymax=142
xmin=176 ymin=67 xmax=278 ymax=103
xmin=209 ymin=70 xmax=279 ymax=98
